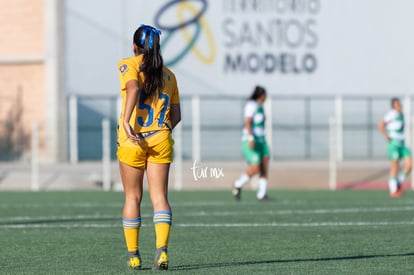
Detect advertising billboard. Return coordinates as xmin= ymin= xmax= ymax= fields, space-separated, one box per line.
xmin=66 ymin=0 xmax=414 ymax=96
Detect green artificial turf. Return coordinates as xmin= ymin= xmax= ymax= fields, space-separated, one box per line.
xmin=0 ymin=190 xmax=413 ymax=274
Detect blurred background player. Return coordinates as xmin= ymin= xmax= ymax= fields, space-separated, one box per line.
xmin=232 ymin=86 xmax=270 ymax=201
xmin=117 ymin=24 xmax=181 ymax=270
xmin=378 ymin=97 xmax=412 ymax=197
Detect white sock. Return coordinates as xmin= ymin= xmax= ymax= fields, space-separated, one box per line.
xmin=256 ymin=178 xmax=268 ymax=199
xmin=388 ymin=177 xmax=398 ymax=193
xmin=234 ymin=173 xmax=249 ymax=188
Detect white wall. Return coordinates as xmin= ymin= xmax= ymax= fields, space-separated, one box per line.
xmin=66 ymin=0 xmax=414 ymax=97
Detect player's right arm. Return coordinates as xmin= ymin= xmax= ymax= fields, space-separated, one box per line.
xmin=378 ymin=119 xmax=390 ymax=142
xmin=244 ymin=116 xmax=254 ymax=149
xmin=244 ymin=101 xmax=257 ymax=149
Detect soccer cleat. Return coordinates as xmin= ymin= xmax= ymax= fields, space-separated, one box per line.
xmin=391 ymin=184 xmax=404 ymax=198
xmin=390 ymin=189 xmax=403 ymax=198
xmin=390 ymin=191 xmax=402 ymax=198
xmin=232 ymin=187 xmax=241 ymax=201
xmin=257 ymin=194 xmax=271 ymax=202
xmin=153 ymin=247 xmax=168 ymax=270
xmin=127 ymin=251 xmax=141 ymax=270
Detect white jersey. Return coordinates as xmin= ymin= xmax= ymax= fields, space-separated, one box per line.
xmin=243 ymin=100 xmax=265 ymax=142
xmin=383 ymin=109 xmax=404 ymax=145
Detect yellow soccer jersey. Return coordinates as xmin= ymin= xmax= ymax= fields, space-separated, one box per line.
xmin=117 ymin=55 xmax=180 ymax=146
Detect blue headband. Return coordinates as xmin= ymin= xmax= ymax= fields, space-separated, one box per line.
xmin=140 ymin=24 xmax=162 ymax=49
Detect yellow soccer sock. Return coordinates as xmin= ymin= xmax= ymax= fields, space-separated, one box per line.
xmin=122 ymin=217 xmax=141 ymax=252
xmin=153 ymin=211 xmax=172 ymax=249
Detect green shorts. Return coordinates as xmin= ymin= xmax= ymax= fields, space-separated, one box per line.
xmin=387 ymin=142 xmax=411 ymax=161
xmin=242 ymin=140 xmax=270 ymax=164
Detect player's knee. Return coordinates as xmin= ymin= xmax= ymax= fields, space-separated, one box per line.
xmin=259 ymin=171 xmax=267 ymax=178
xmin=125 ymin=195 xmax=142 ymax=205
xmin=406 ymin=159 xmax=412 ymax=170
xmin=251 ymin=164 xmax=261 ymax=174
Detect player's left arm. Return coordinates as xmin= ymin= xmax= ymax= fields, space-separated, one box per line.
xmin=118 ymin=59 xmax=141 ymax=143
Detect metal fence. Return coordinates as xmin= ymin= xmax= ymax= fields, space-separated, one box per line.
xmin=67 ymin=94 xmax=407 ymax=162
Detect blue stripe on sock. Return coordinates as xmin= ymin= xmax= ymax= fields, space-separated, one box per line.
xmin=153 ymin=211 xmax=172 ymax=225
xmin=153 ymin=211 xmax=172 ymax=216
xmin=122 ymin=217 xmax=142 ymax=223
xmin=122 ymin=217 xmax=141 ymax=228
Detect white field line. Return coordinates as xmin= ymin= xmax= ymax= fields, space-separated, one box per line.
xmin=0 ymin=202 xmax=253 ymax=208
xmin=0 ymin=202 xmax=124 ymax=209
xmin=176 ymin=221 xmax=414 ymax=227
xmin=2 ymin=206 xmax=414 ymax=223
xmin=193 ymin=206 xmax=414 ymax=216
xmin=2 ymin=221 xmax=414 ymax=229
xmin=1 ymin=206 xmax=414 ymax=229
xmin=2 ymin=200 xmax=414 ymax=209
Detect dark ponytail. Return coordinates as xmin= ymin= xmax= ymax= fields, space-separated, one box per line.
xmin=133 ymin=25 xmax=164 ymax=99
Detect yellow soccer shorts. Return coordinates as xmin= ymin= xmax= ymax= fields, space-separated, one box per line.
xmin=117 ymin=132 xmax=174 ymax=169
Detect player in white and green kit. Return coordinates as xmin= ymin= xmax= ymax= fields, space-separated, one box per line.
xmin=232 ymin=86 xmax=270 ymax=201
xmin=378 ymin=97 xmax=412 ymax=197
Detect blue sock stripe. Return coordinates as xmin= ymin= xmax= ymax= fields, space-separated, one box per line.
xmin=123 ymin=222 xmax=141 ymax=229
xmin=123 ymin=217 xmax=142 ymax=223
xmin=153 ymin=211 xmax=172 ymax=216
xmin=153 ymin=214 xmax=172 ymax=219
xmin=153 ymin=219 xmax=172 ymax=225
xmin=122 ymin=217 xmax=141 ymax=229
xmin=153 ymin=212 xmax=172 ymax=225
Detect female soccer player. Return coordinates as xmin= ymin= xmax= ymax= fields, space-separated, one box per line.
xmin=117 ymin=24 xmax=181 ymax=270
xmin=378 ymin=97 xmax=411 ymax=197
xmin=232 ymin=86 xmax=270 ymax=201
